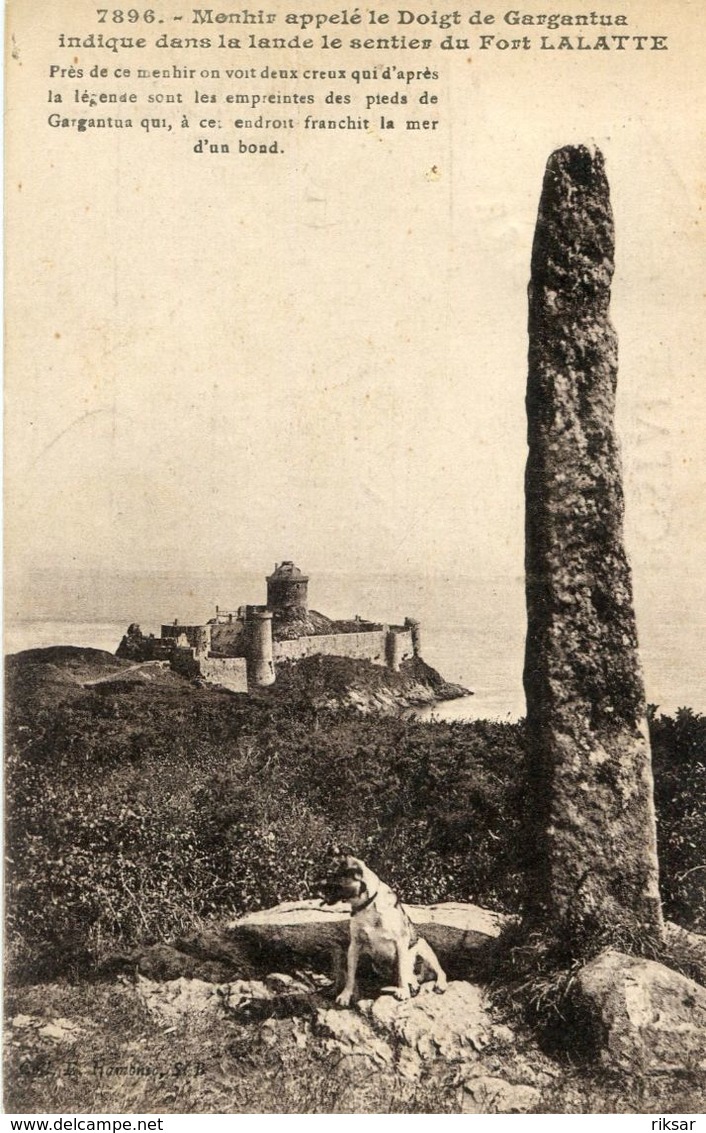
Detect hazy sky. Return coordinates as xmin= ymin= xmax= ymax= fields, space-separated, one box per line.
xmin=6 ymin=1 xmax=705 ymax=620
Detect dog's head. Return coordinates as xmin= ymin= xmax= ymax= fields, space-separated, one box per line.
xmin=321 ymin=849 xmax=371 ymax=905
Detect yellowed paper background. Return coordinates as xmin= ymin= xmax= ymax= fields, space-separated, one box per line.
xmin=5 ymin=0 xmax=705 ymax=704
xmin=4 ymin=0 xmax=706 ymax=1117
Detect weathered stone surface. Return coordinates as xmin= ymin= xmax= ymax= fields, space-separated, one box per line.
xmin=524 ymin=145 xmax=663 ymax=941
xmin=135 ymin=971 xmax=317 ymax=1026
xmin=135 ymin=975 xmax=228 ymax=1023
xmin=174 ymin=927 xmax=260 ymax=978
xmin=460 ymin=1076 xmax=540 ymax=1114
xmin=37 ymin=1019 xmax=81 ymax=1043
xmin=360 ymin=981 xmax=496 ymax=1066
xmin=132 ymin=971 xmax=557 ymax=1105
xmin=136 ymin=943 xmax=237 ymax=984
xmin=315 ymin=1007 xmax=395 ymax=1069
xmin=319 ymin=981 xmax=511 ymax=1081
xmin=128 ymin=902 xmax=508 ymax=988
xmin=227 ymin=899 xmax=509 ymax=974
xmin=575 ymin=949 xmax=706 ymax=1071
xmin=222 ymin=973 xmax=319 ymax=1022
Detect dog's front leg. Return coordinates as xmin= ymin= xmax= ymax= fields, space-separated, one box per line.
xmin=393 ymin=939 xmax=415 ymax=1001
xmin=331 ymin=945 xmax=346 ymax=995
xmin=336 ymin=937 xmax=360 ymax=1007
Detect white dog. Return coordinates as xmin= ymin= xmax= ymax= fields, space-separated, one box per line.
xmin=324 ymin=852 xmax=447 ymax=1006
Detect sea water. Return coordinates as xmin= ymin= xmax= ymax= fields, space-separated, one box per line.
xmin=4 ymin=571 xmax=704 ymax=720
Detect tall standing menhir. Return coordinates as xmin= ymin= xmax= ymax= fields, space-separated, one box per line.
xmin=523 ymin=145 xmax=664 ymax=945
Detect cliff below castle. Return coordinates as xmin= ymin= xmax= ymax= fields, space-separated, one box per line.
xmin=267 ymin=653 xmax=471 ymax=715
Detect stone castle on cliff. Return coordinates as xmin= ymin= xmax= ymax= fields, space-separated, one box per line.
xmin=117 ymin=561 xmax=421 ymax=693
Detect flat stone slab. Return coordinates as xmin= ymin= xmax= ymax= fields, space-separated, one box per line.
xmin=226 ymin=899 xmax=511 ymax=971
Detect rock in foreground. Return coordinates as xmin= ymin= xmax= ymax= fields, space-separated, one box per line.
xmin=575 ymin=948 xmax=706 ymax=1072
xmin=135 ymin=973 xmax=545 ymax=1110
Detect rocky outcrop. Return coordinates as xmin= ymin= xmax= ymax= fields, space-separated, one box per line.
xmin=135 ymin=973 xmax=544 ymax=1110
xmin=135 ymin=970 xmax=323 ymax=1027
xmin=459 ymin=1076 xmax=541 ymax=1115
xmin=523 ymin=145 xmax=663 ymax=943
xmin=272 ymin=654 xmax=471 ymax=715
xmin=316 ymin=981 xmax=511 ymax=1082
xmin=405 ymin=655 xmax=470 ymax=702
xmin=574 ymin=948 xmax=706 ymax=1071
xmin=357 ymin=981 xmax=499 ymax=1075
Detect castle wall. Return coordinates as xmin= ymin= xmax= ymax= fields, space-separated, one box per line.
xmin=170 ymin=627 xmax=414 ymax=685
xmin=171 ymin=646 xmax=247 ymax=692
xmin=161 ymin=621 xmax=243 ymax=655
xmin=193 ymin=625 xmax=211 ymax=657
xmin=198 ymin=656 xmax=248 ymax=693
xmin=162 ymin=624 xmax=204 ymax=649
xmin=390 ymin=630 xmax=414 ymax=666
xmin=404 ymin=617 xmax=422 ymax=657
xmin=170 ymin=646 xmax=202 ymax=680
xmin=386 ymin=629 xmax=414 ymax=671
xmin=141 ymin=636 xmax=175 ymax=661
xmin=273 ymin=629 xmax=413 ymax=668
xmin=210 ymin=622 xmax=243 ymax=653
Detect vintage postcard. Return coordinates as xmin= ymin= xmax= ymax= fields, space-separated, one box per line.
xmin=4 ymin=0 xmax=705 ymax=1118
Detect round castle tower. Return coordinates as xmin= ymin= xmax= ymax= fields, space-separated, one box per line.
xmin=244 ymin=605 xmax=275 ymax=687
xmin=404 ymin=617 xmax=422 ymax=657
xmin=194 ymin=625 xmax=211 ymax=658
xmin=266 ymin=561 xmax=309 ymax=615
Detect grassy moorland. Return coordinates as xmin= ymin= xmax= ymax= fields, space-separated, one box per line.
xmin=5 ymin=646 xmax=705 ymax=979
xmin=4 ymin=646 xmax=705 ymax=1112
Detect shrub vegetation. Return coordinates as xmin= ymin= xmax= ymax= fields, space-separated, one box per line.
xmin=5 ymin=649 xmax=705 ymax=981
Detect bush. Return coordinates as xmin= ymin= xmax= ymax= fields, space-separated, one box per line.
xmin=650 ymin=706 xmax=706 ymax=931
xmin=4 ymin=651 xmax=704 ymax=980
